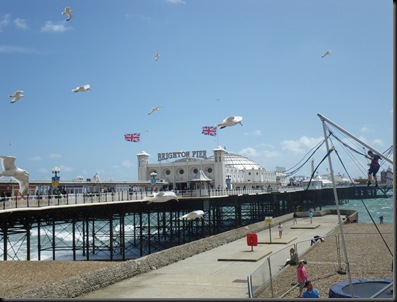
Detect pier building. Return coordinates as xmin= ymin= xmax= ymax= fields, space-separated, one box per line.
xmin=138 ymin=146 xmax=286 ymax=194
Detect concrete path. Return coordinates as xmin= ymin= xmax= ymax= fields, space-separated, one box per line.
xmin=81 ymin=215 xmax=341 ymax=299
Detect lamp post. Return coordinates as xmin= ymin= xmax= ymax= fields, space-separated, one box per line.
xmin=52 ymin=167 xmax=61 ymax=194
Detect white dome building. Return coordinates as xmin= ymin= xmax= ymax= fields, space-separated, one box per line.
xmin=137 ymin=146 xmax=285 ymax=192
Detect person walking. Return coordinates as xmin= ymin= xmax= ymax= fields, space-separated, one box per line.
xmin=302 ymin=280 xmax=320 ymax=298
xmin=293 ymin=212 xmax=298 ymax=224
xmin=309 ymin=210 xmax=313 ymax=224
xmin=379 ymin=215 xmax=384 ymax=224
xmin=297 ymin=260 xmax=308 ymax=298
xmin=278 ymin=222 xmax=283 ymax=238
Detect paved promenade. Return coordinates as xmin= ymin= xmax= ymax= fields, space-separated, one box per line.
xmin=82 ymin=215 xmax=341 ymax=299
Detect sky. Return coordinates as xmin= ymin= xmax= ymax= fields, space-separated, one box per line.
xmin=0 ymin=0 xmax=393 ymax=183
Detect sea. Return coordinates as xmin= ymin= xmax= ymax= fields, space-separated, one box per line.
xmin=320 ymin=191 xmax=394 ymax=224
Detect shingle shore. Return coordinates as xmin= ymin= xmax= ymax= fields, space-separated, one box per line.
xmin=256 ymin=223 xmax=393 ymax=299
xmin=2 ymin=210 xmax=392 ymax=299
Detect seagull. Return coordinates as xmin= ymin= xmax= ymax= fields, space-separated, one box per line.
xmin=72 ymin=84 xmax=91 ymax=93
xmin=179 ymin=210 xmax=205 ymax=221
xmin=155 ymin=52 xmax=160 ymax=61
xmin=216 ymin=116 xmax=243 ymax=129
xmin=143 ymin=191 xmax=179 ymax=204
xmin=62 ymin=6 xmax=73 ymax=21
xmin=321 ymin=50 xmax=331 ymax=58
xmin=0 ymin=156 xmax=30 ymax=196
xmin=148 ymin=106 xmax=161 ymax=115
xmin=9 ymin=90 xmax=24 ymax=104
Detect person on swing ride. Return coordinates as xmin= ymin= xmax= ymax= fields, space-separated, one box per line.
xmin=365 ymin=150 xmax=381 ymax=187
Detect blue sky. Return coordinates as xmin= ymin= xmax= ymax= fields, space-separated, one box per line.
xmin=1 ymin=0 xmax=393 ymax=182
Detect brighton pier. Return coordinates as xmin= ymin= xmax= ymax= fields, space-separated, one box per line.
xmin=0 ymin=185 xmax=390 ymax=262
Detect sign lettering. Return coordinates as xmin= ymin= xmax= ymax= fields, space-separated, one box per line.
xmin=157 ymin=150 xmax=207 ymax=161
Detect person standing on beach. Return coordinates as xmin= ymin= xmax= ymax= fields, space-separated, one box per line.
xmin=302 ymin=280 xmax=320 ymax=298
xmin=379 ymin=215 xmax=384 ymax=224
xmin=293 ymin=212 xmax=298 ymax=224
xmin=365 ymin=150 xmax=381 ymax=187
xmin=297 ymin=260 xmax=308 ymax=298
xmin=309 ymin=210 xmax=313 ymax=224
xmin=278 ymin=222 xmax=283 ymax=238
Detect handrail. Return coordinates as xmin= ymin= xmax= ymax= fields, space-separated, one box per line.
xmin=0 ymin=187 xmax=296 ymax=211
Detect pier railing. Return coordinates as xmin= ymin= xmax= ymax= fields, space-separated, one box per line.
xmin=0 ymin=187 xmax=287 ymax=211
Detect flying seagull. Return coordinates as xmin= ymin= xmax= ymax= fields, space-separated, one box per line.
xmin=62 ymin=6 xmax=73 ymax=21
xmin=72 ymin=84 xmax=91 ymax=93
xmin=321 ymin=50 xmax=331 ymax=58
xmin=148 ymin=106 xmax=161 ymax=115
xmin=0 ymin=156 xmax=30 ymax=196
xmin=155 ymin=52 xmax=160 ymax=61
xmin=9 ymin=90 xmax=24 ymax=104
xmin=216 ymin=116 xmax=243 ymax=129
xmin=179 ymin=210 xmax=205 ymax=221
xmin=143 ymin=191 xmax=179 ymax=204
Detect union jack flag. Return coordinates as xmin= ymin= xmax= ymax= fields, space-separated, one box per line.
xmin=124 ymin=133 xmax=140 ymax=142
xmin=202 ymin=126 xmax=217 ymax=136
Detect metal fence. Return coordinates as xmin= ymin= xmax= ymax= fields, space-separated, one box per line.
xmin=247 ymin=234 xmax=339 ymax=298
xmin=247 ymin=231 xmax=394 ymax=298
xmin=0 ymin=187 xmax=282 ymax=211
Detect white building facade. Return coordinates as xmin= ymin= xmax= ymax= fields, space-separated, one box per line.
xmin=137 ymin=146 xmax=286 ymax=191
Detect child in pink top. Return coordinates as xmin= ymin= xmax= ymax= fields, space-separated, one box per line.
xmin=297 ymin=260 xmax=308 ymax=298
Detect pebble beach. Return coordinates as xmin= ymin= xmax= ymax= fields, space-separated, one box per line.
xmin=257 ymin=223 xmax=394 ymax=299
xmin=0 ymin=223 xmax=393 ymax=299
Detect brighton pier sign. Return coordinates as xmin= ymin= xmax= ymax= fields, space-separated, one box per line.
xmin=158 ymin=150 xmax=207 ymax=161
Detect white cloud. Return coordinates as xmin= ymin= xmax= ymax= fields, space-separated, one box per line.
xmin=239 ymin=147 xmax=280 ymax=159
xmin=1 ymin=16 xmax=29 ymax=31
xmin=41 ymin=21 xmax=70 ymax=33
xmin=59 ymin=165 xmax=73 ymax=173
xmin=0 ymin=45 xmax=40 ymax=54
xmin=0 ymin=45 xmax=44 ymax=54
xmin=166 ymin=0 xmax=186 ymax=4
xmin=281 ymin=136 xmax=323 ymax=153
xmin=38 ymin=167 xmax=48 ymax=174
xmin=30 ymin=155 xmax=42 ymax=161
xmin=13 ymin=18 xmax=28 ymax=30
xmin=239 ymin=147 xmax=258 ymax=157
xmin=372 ymin=138 xmax=383 ymax=146
xmin=243 ymin=130 xmax=262 ymax=136
xmin=126 ymin=14 xmax=151 ymax=22
xmin=48 ymin=153 xmax=62 ymax=158
xmin=122 ymin=160 xmax=133 ymax=168
xmin=0 ymin=14 xmax=10 ymax=31
xmin=357 ymin=136 xmax=368 ymax=144
xmin=360 ymin=126 xmax=373 ymax=133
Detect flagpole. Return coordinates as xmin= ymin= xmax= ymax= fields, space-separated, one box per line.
xmin=216 ymin=127 xmax=219 ymax=147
